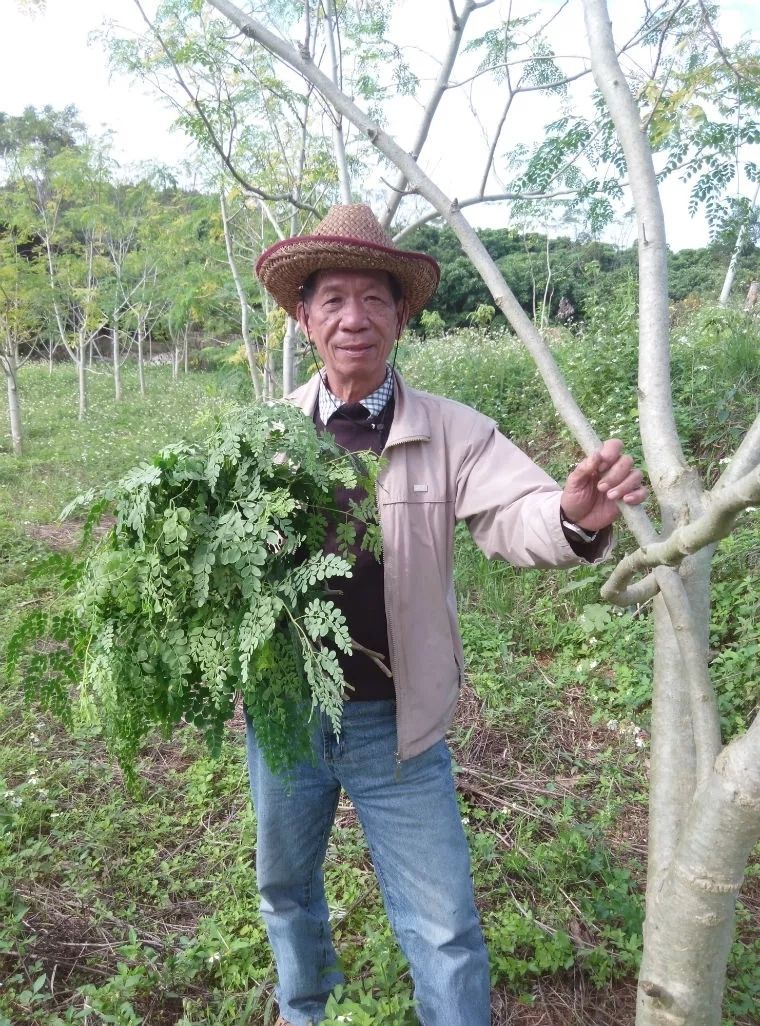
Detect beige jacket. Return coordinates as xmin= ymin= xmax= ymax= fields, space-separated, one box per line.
xmin=289 ymin=371 xmax=609 ymax=761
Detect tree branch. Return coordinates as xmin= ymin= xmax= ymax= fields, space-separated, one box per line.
xmin=391 ymin=190 xmax=589 ymax=242
xmin=131 ymin=0 xmax=320 ymax=216
xmin=716 ymin=410 xmax=760 ymax=489
xmin=379 ymin=0 xmax=482 ymax=228
xmin=582 ymin=0 xmax=694 ymax=501
xmin=350 ymin=639 xmax=393 ymax=678
xmin=478 ymin=85 xmax=515 ymax=197
xmin=323 ymin=0 xmax=352 ymax=203
xmin=603 ymin=464 xmax=760 ymax=607
xmin=696 ymin=0 xmax=748 ymax=86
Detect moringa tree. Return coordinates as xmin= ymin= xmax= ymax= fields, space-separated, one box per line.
xmin=108 ymin=0 xmax=332 ymax=394
xmin=194 ymin=1 xmax=760 ymax=1023
xmin=0 ymin=217 xmax=46 ymax=456
xmin=112 ymin=0 xmax=424 ymax=394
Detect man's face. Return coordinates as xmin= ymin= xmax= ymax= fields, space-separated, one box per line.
xmin=297 ymin=270 xmax=408 ymax=401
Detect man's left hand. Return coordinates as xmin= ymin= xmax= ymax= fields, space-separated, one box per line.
xmin=561 ymin=439 xmax=647 ymax=533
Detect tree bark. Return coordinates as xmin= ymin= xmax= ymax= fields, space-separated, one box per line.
xmin=137 ymin=316 xmax=146 ymax=397
xmin=77 ymin=340 xmax=87 ymax=421
xmin=220 ymin=190 xmax=263 ymax=399
xmin=719 ymin=180 xmax=760 ymax=307
xmin=743 ymin=279 xmax=759 ymax=312
xmin=282 ymin=316 xmax=298 ymax=396
xmin=2 ymin=351 xmax=23 ymax=456
xmin=638 ymin=718 xmax=760 ymax=1026
xmin=112 ymin=315 xmax=123 ymax=401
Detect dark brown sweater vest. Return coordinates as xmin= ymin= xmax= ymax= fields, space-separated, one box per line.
xmin=314 ymin=399 xmax=395 ymax=701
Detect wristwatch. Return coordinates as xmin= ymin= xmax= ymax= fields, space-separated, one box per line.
xmin=560 ymin=510 xmax=599 ymax=544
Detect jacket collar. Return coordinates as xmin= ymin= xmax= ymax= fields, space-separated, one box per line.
xmin=288 ymin=369 xmax=431 ymax=446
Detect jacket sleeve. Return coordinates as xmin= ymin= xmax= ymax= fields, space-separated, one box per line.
xmin=454 ymin=415 xmax=612 ymax=568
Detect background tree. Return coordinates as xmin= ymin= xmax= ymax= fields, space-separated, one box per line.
xmin=107 ymin=0 xmax=427 ymax=395
xmin=0 ymin=213 xmax=45 ymax=455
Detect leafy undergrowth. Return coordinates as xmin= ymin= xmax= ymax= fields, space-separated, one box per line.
xmin=2 ymin=321 xmax=760 ymax=1026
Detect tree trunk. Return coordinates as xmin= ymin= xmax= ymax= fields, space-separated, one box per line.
xmin=282 ymin=316 xmax=298 ymax=396
xmin=183 ymin=326 xmax=189 ymax=375
xmin=137 ymin=318 xmax=146 ymax=397
xmin=638 ymin=718 xmax=760 ymax=1026
xmin=113 ymin=317 xmax=123 ymax=401
xmin=265 ymin=344 xmax=276 ymax=398
xmin=77 ymin=343 xmax=87 ymax=421
xmin=743 ymin=280 xmax=759 ymax=312
xmin=719 ymin=180 xmax=760 ymax=307
xmin=2 ymin=352 xmax=23 ymax=456
xmin=220 ymin=190 xmax=263 ymax=399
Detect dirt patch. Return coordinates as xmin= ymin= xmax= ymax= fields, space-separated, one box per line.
xmin=25 ymin=517 xmax=115 ymax=552
xmin=492 ymin=972 xmax=637 ymax=1025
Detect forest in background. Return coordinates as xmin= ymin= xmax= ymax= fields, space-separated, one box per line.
xmin=2 ymin=103 xmax=759 ymax=405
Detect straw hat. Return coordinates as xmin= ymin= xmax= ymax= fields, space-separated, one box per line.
xmin=255 ymin=203 xmax=440 ymax=318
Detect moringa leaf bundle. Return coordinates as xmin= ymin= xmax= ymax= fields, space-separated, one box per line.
xmin=8 ymin=402 xmax=381 ymax=780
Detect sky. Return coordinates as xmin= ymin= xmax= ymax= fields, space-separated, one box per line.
xmin=1 ymin=0 xmax=759 ymax=250
xmin=1 ymin=1 xmax=185 ymax=168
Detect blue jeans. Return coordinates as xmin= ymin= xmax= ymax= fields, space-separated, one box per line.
xmin=245 ymin=700 xmax=490 ymax=1026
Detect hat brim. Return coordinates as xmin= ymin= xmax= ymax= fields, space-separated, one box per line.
xmin=256 ymin=235 xmax=440 ymax=319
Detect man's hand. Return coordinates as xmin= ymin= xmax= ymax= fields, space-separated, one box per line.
xmin=560 ymin=439 xmax=647 ymax=533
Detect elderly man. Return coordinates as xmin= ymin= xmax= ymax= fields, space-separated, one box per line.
xmin=251 ymin=204 xmax=646 ymax=1026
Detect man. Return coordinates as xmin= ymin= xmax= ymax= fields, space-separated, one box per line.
xmin=251 ymin=204 xmax=646 ymax=1026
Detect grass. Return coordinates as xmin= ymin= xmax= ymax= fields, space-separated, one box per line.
xmin=0 ymin=363 xmax=228 ymax=523
xmin=1 ymin=313 xmax=759 ymax=1026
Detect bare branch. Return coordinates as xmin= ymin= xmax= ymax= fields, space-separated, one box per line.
xmin=696 ymin=0 xmax=748 ymax=85
xmin=451 ymin=58 xmax=593 ymax=93
xmin=602 ymin=464 xmax=760 ymax=606
xmin=391 ymin=190 xmax=587 ymax=242
xmin=379 ymin=0 xmax=483 ymax=228
xmin=716 ymin=411 xmax=760 ymax=488
xmin=582 ymin=0 xmax=696 ymax=504
xmin=350 ymin=639 xmax=393 ymax=678
xmin=131 ymin=0 xmax=320 ymax=216
xmin=478 ymin=67 xmax=515 ymax=196
xmin=323 ymin=0 xmax=352 ymax=202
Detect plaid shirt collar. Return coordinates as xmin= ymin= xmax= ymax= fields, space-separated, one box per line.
xmin=318 ymin=366 xmax=394 ymax=424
